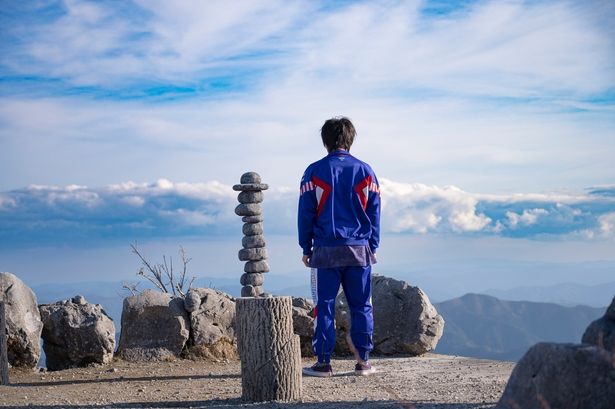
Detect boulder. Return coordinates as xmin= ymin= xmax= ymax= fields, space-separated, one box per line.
xmin=0 ymin=272 xmax=43 ymax=368
xmin=335 ymin=274 xmax=444 ymax=355
xmin=39 ymin=295 xmax=115 ymax=370
xmin=117 ymin=290 xmax=189 ymax=361
xmin=183 ymin=289 xmax=201 ymax=313
xmin=185 ymin=288 xmax=237 ymax=360
xmin=495 ymin=342 xmax=615 ymax=409
xmin=582 ymin=295 xmax=615 ymax=352
xmin=291 ymin=297 xmax=315 ymax=357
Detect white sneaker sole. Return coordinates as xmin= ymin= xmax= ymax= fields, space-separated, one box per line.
xmin=355 ymin=367 xmax=377 ymax=376
xmin=302 ymin=368 xmax=332 ymax=377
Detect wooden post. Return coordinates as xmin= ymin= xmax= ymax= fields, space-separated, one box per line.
xmin=0 ymin=301 xmax=9 ymax=386
xmin=236 ymin=296 xmax=302 ymax=402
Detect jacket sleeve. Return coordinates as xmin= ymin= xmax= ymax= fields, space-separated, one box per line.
xmin=298 ymin=171 xmax=317 ymax=256
xmin=367 ymin=172 xmax=381 ymax=253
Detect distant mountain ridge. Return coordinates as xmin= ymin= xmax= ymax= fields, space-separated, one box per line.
xmin=482 ymin=281 xmax=615 ymax=308
xmin=434 ymin=293 xmax=606 ymax=361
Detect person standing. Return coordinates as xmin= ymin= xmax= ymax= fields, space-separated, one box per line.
xmin=298 ymin=116 xmax=381 ymax=377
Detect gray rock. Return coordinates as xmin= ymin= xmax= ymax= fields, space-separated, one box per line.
xmin=186 ymin=288 xmax=237 ymax=360
xmin=242 ymin=222 xmax=263 ymax=236
xmin=240 ymin=273 xmax=264 ymax=287
xmin=184 ymin=289 xmax=201 ymax=313
xmin=238 ymin=248 xmax=268 ymax=261
xmin=240 ymin=172 xmax=261 ymax=184
xmin=242 ymin=215 xmax=264 ymax=223
xmin=234 ymin=203 xmax=262 ymax=216
xmin=291 ymin=297 xmax=315 ymax=357
xmin=242 ymin=235 xmax=266 ymax=249
xmin=117 ymin=290 xmax=189 ymax=361
xmin=0 ymin=272 xmax=43 ymax=368
xmin=244 ymin=260 xmax=270 ymax=273
xmin=39 ymin=298 xmax=115 ymax=370
xmin=241 ymin=285 xmax=263 ymax=297
xmin=582 ymin=295 xmax=615 ymax=352
xmin=495 ymin=343 xmax=615 ymax=409
xmin=233 ymin=183 xmax=269 ymax=192
xmin=237 ymin=191 xmax=264 ymax=204
xmin=335 ymin=274 xmax=444 ymax=356
xmin=71 ymin=295 xmax=86 ymax=305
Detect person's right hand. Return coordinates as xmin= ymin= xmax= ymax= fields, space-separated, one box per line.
xmin=302 ymin=254 xmax=310 ymax=267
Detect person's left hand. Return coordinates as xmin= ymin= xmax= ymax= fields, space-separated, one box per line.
xmin=302 ymin=255 xmax=310 ymax=267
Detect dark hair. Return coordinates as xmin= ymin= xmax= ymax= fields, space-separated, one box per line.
xmin=321 ymin=117 xmax=356 ymax=152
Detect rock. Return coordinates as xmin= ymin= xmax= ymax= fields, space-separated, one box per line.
xmin=233 ymin=183 xmax=269 ymax=192
xmin=117 ymin=290 xmax=189 ymax=361
xmin=184 ymin=289 xmax=201 ymax=313
xmin=582 ymin=295 xmax=615 ymax=352
xmin=0 ymin=272 xmax=43 ymax=368
xmin=495 ymin=343 xmax=615 ymax=409
xmin=240 ymin=172 xmax=261 ymax=184
xmin=71 ymin=295 xmax=86 ymax=305
xmin=238 ymin=191 xmax=264 ymax=204
xmin=291 ymin=297 xmax=315 ymax=357
xmin=244 ymin=260 xmax=270 ymax=273
xmin=234 ymin=203 xmax=262 ymax=216
xmin=335 ymin=274 xmax=444 ymax=356
xmin=242 ymin=215 xmax=264 ymax=223
xmin=240 ymin=273 xmax=264 ymax=286
xmin=241 ymin=285 xmax=264 ymax=297
xmin=242 ymin=235 xmax=266 ymax=249
xmin=185 ymin=288 xmax=237 ymax=360
xmin=242 ymin=222 xmax=264 ymax=236
xmin=238 ymin=248 xmax=268 ymax=261
xmin=39 ymin=297 xmax=115 ymax=370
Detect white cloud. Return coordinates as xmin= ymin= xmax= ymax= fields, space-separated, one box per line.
xmin=380 ymin=179 xmax=491 ymax=233
xmin=505 ymin=208 xmax=549 ymax=228
xmin=598 ymin=213 xmax=615 ymax=237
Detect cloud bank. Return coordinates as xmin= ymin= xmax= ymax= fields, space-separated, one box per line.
xmin=1 ymin=179 xmax=613 ymax=246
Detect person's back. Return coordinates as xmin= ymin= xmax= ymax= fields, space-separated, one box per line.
xmin=298 ymin=117 xmax=380 ymax=377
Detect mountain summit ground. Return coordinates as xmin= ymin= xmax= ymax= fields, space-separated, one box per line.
xmin=1 ymin=354 xmax=513 ymax=408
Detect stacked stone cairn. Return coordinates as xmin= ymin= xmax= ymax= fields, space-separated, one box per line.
xmin=234 ymin=172 xmax=269 ymax=297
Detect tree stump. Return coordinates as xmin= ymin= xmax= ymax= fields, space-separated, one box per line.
xmin=0 ymin=301 xmax=9 ymax=386
xmin=236 ymin=296 xmax=302 ymax=402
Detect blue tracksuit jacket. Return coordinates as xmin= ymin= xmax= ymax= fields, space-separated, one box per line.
xmin=298 ymin=149 xmax=381 ymax=256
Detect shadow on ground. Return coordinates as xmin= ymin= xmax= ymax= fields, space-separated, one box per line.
xmin=12 ymin=373 xmax=240 ymax=387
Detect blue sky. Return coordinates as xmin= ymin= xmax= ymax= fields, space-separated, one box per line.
xmin=1 ymin=0 xmax=614 ymax=291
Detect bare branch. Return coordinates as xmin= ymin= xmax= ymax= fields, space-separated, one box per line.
xmin=121 ymin=282 xmax=140 ymax=296
xmin=129 ymin=243 xmax=194 ymax=298
xmin=187 ymin=276 xmax=196 ymax=292
xmin=131 ymin=243 xmax=169 ymax=293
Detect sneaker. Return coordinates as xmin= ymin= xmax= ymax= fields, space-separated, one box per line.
xmin=354 ymin=362 xmax=376 ymax=376
xmin=302 ymin=362 xmax=333 ymax=377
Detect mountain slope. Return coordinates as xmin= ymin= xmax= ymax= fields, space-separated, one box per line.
xmin=434 ymin=293 xmax=605 ymax=361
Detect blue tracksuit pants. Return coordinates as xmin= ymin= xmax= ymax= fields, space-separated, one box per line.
xmin=311 ymin=265 xmax=374 ymax=363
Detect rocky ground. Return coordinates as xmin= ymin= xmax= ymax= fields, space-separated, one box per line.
xmin=0 ymin=354 xmax=514 ymax=409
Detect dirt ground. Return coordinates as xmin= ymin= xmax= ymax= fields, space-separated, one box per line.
xmin=0 ymin=354 xmax=515 ymax=409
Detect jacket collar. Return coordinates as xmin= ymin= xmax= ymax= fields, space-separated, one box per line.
xmin=328 ymin=149 xmax=350 ymax=156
